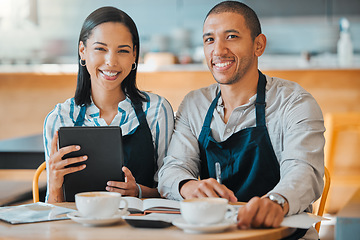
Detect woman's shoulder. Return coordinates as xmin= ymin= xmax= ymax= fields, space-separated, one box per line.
xmin=140 ymin=91 xmax=174 ymax=118
xmin=141 ymin=91 xmax=172 ymax=109
xmin=44 ymin=97 xmax=78 ymax=123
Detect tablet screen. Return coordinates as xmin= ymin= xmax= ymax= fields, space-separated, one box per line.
xmin=58 ymin=126 xmax=124 ymax=202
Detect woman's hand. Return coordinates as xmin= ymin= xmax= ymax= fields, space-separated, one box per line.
xmin=106 ymin=166 xmax=138 ymax=197
xmin=47 ymin=131 xmax=87 ymax=202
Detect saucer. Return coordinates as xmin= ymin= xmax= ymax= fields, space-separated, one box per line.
xmin=172 ymin=218 xmax=236 ymax=234
xmin=67 ymin=210 xmax=130 ymax=227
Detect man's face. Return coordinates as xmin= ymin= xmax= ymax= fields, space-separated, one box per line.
xmin=203 ymin=12 xmax=258 ymax=85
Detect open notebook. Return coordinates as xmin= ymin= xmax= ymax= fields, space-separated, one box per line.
xmin=120 ymin=197 xmax=180 ymax=215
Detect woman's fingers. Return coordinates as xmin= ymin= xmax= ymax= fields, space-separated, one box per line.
xmin=122 ymin=166 xmax=135 ymax=182
xmin=50 ymin=131 xmax=59 ymax=155
xmin=106 ymin=167 xmax=138 ymax=196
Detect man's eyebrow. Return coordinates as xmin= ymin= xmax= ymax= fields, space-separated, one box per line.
xmin=93 ymin=42 xmax=132 ymax=48
xmin=225 ymin=29 xmax=240 ymax=34
xmin=202 ymin=29 xmax=240 ymax=38
xmin=202 ymin=32 xmax=212 ymax=38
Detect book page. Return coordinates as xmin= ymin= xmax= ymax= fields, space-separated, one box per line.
xmin=142 ymin=198 xmax=180 ymax=211
xmin=121 ymin=197 xmax=144 ymax=212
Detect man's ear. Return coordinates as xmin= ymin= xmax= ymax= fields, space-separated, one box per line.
xmin=254 ymin=34 xmax=266 ymax=57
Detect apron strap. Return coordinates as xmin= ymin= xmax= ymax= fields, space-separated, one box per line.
xmin=132 ymin=102 xmax=147 ymax=125
xmin=74 ymin=105 xmax=87 ymax=126
xmin=203 ymin=91 xmax=221 ymax=128
xmin=255 ymin=71 xmax=267 ymax=127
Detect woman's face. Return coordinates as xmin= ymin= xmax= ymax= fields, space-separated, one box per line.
xmin=79 ymin=22 xmax=136 ymax=94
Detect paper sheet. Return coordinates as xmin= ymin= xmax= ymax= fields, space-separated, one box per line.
xmin=0 ymin=202 xmax=75 ymax=224
xmin=281 ymin=212 xmax=328 ymax=229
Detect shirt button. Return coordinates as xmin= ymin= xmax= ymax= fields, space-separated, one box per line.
xmin=226 ymin=128 xmax=231 ymax=133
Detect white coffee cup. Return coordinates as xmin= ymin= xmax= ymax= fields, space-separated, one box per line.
xmin=180 ymin=198 xmax=237 ymax=225
xmin=75 ymin=191 xmax=128 ymax=219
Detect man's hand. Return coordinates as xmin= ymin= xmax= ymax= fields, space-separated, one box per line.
xmin=180 ymin=178 xmax=237 ymax=202
xmin=237 ymin=196 xmax=288 ymax=229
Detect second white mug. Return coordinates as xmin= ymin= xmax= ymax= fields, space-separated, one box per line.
xmin=180 ymin=198 xmax=236 ymax=225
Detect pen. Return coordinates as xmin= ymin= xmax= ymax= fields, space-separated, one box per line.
xmin=215 ymin=162 xmax=222 ymax=184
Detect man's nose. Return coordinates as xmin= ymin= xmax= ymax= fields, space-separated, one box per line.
xmin=213 ymin=40 xmax=228 ymax=56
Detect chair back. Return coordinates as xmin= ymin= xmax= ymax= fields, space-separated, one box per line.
xmin=33 ymin=161 xmax=46 ymax=203
xmin=315 ymin=166 xmax=331 ymax=233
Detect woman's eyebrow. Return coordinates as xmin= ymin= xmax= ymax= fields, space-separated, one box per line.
xmin=93 ymin=42 xmax=132 ymax=48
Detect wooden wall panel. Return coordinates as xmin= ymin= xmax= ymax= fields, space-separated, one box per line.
xmin=1 ymin=69 xmax=359 ymax=140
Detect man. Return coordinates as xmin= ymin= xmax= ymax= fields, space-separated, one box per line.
xmin=158 ymin=1 xmax=324 ymax=238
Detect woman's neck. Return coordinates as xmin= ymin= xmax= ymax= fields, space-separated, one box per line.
xmin=91 ymin=88 xmax=125 ymax=125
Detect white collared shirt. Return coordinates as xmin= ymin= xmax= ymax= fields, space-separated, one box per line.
xmin=43 ymin=91 xmax=174 ymax=201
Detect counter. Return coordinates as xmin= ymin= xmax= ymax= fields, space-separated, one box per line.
xmin=1 ymin=67 xmax=360 ymax=141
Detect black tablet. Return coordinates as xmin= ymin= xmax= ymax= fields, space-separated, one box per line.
xmin=58 ymin=126 xmax=124 ymax=202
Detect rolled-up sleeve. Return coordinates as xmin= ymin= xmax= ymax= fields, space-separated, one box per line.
xmin=271 ymin=93 xmax=325 ymax=215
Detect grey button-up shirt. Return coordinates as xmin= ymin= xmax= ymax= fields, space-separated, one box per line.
xmin=158 ymin=74 xmax=325 ymax=216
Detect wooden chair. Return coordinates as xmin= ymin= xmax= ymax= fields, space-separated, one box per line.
xmin=315 ymin=166 xmax=331 ymax=233
xmin=32 ymin=161 xmax=46 ymax=203
xmin=324 ymin=112 xmax=360 ymax=213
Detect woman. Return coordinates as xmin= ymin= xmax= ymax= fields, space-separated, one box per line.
xmin=43 ymin=6 xmax=174 ymax=203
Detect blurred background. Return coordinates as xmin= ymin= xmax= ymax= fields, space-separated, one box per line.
xmin=0 ymin=2 xmax=360 ymax=238
xmin=0 ymin=0 xmax=359 ymax=68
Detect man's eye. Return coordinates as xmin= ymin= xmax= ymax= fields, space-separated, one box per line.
xmin=228 ymin=35 xmax=238 ymax=39
xmin=204 ymin=37 xmax=214 ymax=43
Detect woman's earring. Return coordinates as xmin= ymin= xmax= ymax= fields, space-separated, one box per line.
xmin=80 ymin=59 xmax=86 ymax=67
xmin=132 ymin=62 xmax=137 ymax=70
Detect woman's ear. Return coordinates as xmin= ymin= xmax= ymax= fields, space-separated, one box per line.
xmin=79 ymin=41 xmax=86 ymax=59
xmin=254 ymin=34 xmax=266 ymax=57
xmin=132 ymin=45 xmax=137 ymax=61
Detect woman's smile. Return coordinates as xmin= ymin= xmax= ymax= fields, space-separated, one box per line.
xmin=99 ymin=70 xmax=121 ymax=81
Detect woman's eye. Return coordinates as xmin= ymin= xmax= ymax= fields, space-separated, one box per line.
xmin=95 ymin=47 xmax=106 ymax=51
xmin=118 ymin=49 xmax=130 ymax=53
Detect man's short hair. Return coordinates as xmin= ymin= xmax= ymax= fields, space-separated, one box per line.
xmin=205 ymin=1 xmax=262 ymax=40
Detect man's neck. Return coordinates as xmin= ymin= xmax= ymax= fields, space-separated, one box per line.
xmin=220 ymin=70 xmax=259 ymax=123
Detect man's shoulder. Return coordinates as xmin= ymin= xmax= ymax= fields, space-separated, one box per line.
xmin=266 ymin=75 xmax=309 ymax=95
xmin=184 ymin=83 xmax=218 ymax=100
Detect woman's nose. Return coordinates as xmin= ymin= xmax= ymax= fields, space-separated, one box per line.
xmin=105 ymin=52 xmax=118 ymax=66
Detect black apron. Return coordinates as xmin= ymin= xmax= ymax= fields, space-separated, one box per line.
xmin=198 ymin=71 xmax=280 ymax=202
xmin=75 ymin=101 xmax=156 ymax=188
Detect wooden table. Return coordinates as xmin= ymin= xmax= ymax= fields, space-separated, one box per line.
xmin=0 ymin=202 xmax=296 ymax=240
